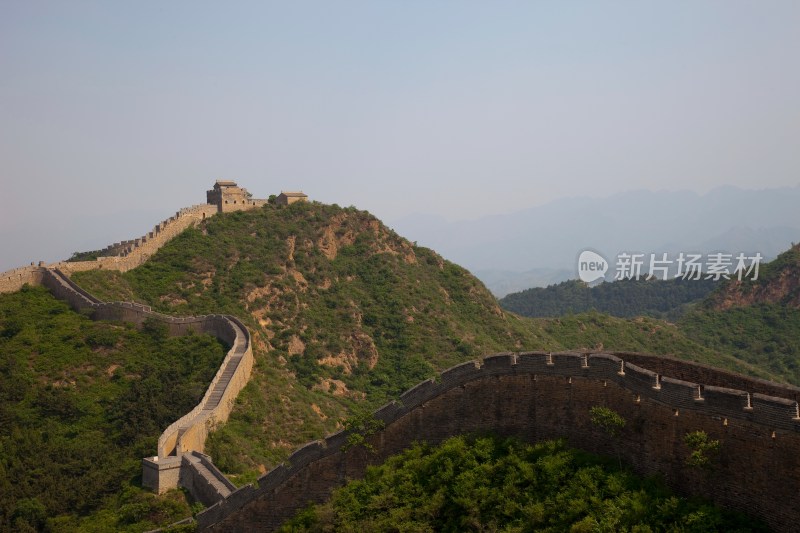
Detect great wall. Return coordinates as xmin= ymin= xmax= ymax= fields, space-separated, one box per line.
xmin=2 ymin=182 xmax=800 ymax=531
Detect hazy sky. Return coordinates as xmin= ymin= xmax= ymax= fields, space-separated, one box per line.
xmin=1 ymin=1 xmax=799 ymax=270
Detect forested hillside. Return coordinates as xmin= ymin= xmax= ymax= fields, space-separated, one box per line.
xmin=500 ymin=278 xmax=717 ymax=320
xmin=679 ymin=244 xmax=800 ymax=385
xmin=0 ymin=286 xmax=227 ymax=532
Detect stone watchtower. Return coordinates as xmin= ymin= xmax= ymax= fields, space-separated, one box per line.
xmin=275 ymin=191 xmax=308 ymax=205
xmin=206 ymin=180 xmax=257 ymax=213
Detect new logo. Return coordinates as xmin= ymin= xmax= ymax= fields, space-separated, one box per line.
xmin=577 ymin=250 xmax=608 ymax=283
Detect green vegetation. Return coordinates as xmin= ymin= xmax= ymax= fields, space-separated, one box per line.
xmin=679 ymin=304 xmax=800 ymax=385
xmin=73 ymin=202 xmax=547 ymax=475
xmin=70 ymin=202 xmax=787 ymax=482
xmin=500 ymin=278 xmax=717 ymax=320
xmin=0 ymin=285 xmax=227 ymax=532
xmin=684 ymin=431 xmax=721 ymax=470
xmin=281 ymin=435 xmax=765 ymax=532
xmin=67 ymin=250 xmax=103 ymax=262
xmin=678 ymin=244 xmax=800 ymax=386
xmin=590 ymin=406 xmax=626 ymax=467
xmin=341 ymin=409 xmax=385 ymax=453
xmin=590 ymin=406 xmax=626 ymax=438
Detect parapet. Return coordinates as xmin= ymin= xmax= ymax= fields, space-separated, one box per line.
xmin=196 ymin=350 xmax=800 ymax=532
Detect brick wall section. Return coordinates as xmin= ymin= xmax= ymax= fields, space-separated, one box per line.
xmin=180 ymin=452 xmax=236 ymax=507
xmin=198 ymin=352 xmax=800 ymax=533
xmin=0 ymin=198 xmax=263 ymax=504
xmin=36 ymin=268 xmax=253 ymax=500
xmin=0 ymin=204 xmax=218 ymax=287
xmin=0 ymin=264 xmax=45 ymax=293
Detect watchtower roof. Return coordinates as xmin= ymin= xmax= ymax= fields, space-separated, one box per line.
xmin=215 ymin=180 xmax=238 ymax=187
xmin=280 ymin=191 xmax=307 ymax=197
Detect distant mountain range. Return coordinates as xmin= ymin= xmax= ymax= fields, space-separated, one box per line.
xmin=390 ymin=186 xmax=800 ymax=296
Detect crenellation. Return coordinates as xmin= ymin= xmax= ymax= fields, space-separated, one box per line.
xmin=750 ymin=394 xmax=800 ymax=430
xmin=514 ymin=351 xmax=549 ymax=371
xmin=550 ymin=352 xmax=585 ymax=375
xmin=623 ymin=362 xmax=660 ymax=394
xmin=399 ymin=378 xmax=440 ymax=409
xmin=198 ymin=356 xmax=800 ymax=533
xmin=372 ymin=400 xmax=404 ymax=425
xmin=481 ymin=352 xmax=517 ymax=374
xmin=257 ymin=464 xmax=293 ymax=493
xmin=701 ymin=385 xmax=750 ymax=417
xmin=323 ymin=430 xmax=349 ymax=450
xmin=439 ymin=360 xmax=482 ymax=386
xmin=655 ymin=376 xmax=702 ymax=409
xmin=288 ymin=441 xmax=326 ymax=469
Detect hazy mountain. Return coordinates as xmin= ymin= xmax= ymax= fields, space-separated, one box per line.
xmin=390 ymin=186 xmax=800 ymax=293
xmin=473 ymin=268 xmax=573 ymax=298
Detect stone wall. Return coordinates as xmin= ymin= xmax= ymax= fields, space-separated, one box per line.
xmin=36 ymin=268 xmax=254 ymax=497
xmin=197 ymin=352 xmax=800 ymax=533
xmin=0 ymin=264 xmax=45 ymax=293
xmin=180 ymin=452 xmax=236 ymax=507
xmin=0 ymin=204 xmax=218 ymax=292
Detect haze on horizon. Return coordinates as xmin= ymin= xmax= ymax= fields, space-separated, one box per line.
xmin=1 ymin=1 xmax=799 ymax=272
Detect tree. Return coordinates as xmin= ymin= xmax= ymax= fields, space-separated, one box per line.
xmin=684 ymin=430 xmax=721 ymax=470
xmin=341 ymin=409 xmax=385 ymax=453
xmin=590 ymin=406 xmax=626 ymax=467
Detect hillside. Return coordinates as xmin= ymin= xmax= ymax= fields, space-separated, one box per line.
xmin=678 ymin=244 xmax=800 ymax=385
xmin=69 ymin=201 xmax=783 ymax=484
xmin=0 ymin=285 xmax=227 ymax=532
xmin=705 ymin=243 xmax=800 ymax=310
xmin=499 ymin=278 xmax=717 ymax=320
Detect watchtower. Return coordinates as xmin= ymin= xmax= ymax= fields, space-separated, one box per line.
xmin=206 ymin=180 xmax=255 ymax=213
xmin=275 ymin=191 xmax=308 ymax=206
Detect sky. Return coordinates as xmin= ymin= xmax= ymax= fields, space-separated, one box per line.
xmin=1 ymin=1 xmax=799 ymax=271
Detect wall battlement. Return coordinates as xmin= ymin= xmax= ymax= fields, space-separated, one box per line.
xmin=196 ymin=351 xmax=800 ymax=533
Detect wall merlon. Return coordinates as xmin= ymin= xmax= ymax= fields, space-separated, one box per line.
xmin=481 ymin=352 xmax=517 ymax=374
xmin=658 ymin=376 xmax=702 ymax=408
xmin=623 ymin=362 xmax=660 ymax=394
xmin=373 ymin=400 xmax=403 ymax=425
xmin=750 ymin=394 xmax=800 ymax=429
xmin=439 ymin=360 xmax=482 ymax=386
xmin=702 ymin=386 xmax=751 ymax=416
xmin=515 ymin=351 xmax=553 ymax=373
xmin=323 ymin=430 xmax=349 ymax=450
xmin=550 ymin=352 xmax=585 ymax=375
xmin=399 ymin=378 xmax=440 ymax=408
xmin=585 ymin=353 xmax=624 ymax=379
xmin=257 ymin=464 xmax=292 ymax=493
xmin=288 ymin=441 xmax=326 ymax=469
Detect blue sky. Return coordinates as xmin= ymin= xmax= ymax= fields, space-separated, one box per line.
xmin=1 ymin=1 xmax=799 ymax=270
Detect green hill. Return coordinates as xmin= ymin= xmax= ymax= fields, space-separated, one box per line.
xmin=499 ymin=278 xmax=717 ymax=320
xmin=678 ymin=244 xmax=800 ymax=385
xmin=0 ymin=285 xmax=227 ymax=532
xmin=69 ymin=201 xmax=782 ymax=484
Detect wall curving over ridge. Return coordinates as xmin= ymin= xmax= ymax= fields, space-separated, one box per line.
xmin=197 ymin=352 xmax=800 ymax=533
xmin=0 ymin=201 xmax=258 ymax=503
xmin=0 ymin=204 xmax=217 ymax=294
xmin=37 ymin=267 xmax=254 ymax=497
